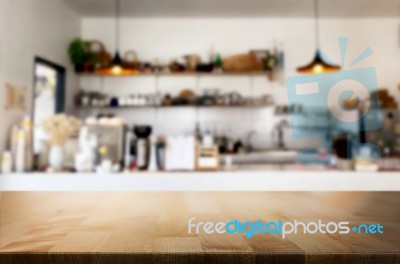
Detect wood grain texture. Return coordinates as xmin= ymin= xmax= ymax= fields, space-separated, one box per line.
xmin=0 ymin=192 xmax=399 ymax=264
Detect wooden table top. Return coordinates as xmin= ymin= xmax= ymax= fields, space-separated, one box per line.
xmin=1 ymin=192 xmax=399 ymax=264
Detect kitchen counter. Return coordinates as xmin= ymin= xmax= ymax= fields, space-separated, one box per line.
xmin=1 ymin=170 xmax=399 ymax=191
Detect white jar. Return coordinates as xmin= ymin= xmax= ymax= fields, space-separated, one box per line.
xmin=49 ymin=145 xmax=64 ymax=171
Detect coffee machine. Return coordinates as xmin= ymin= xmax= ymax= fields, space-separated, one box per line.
xmin=87 ymin=124 xmax=126 ymax=165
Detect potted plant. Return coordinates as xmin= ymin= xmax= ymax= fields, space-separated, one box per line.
xmin=68 ymin=38 xmax=101 ymax=73
xmin=87 ymin=53 xmax=100 ymax=72
xmin=68 ymin=38 xmax=89 ymax=72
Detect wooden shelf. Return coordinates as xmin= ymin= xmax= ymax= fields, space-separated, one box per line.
xmin=78 ymin=71 xmax=273 ymax=78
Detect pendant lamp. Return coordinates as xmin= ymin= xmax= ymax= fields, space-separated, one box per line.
xmin=110 ymin=0 xmax=123 ymax=74
xmin=98 ymin=0 xmax=136 ymax=75
xmin=297 ymin=0 xmax=340 ymax=74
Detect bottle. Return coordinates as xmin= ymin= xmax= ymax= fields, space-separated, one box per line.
xmin=278 ymin=41 xmax=285 ymax=70
xmin=21 ymin=115 xmax=33 ymax=171
xmin=195 ymin=122 xmax=201 ymax=142
xmin=15 ymin=129 xmax=27 ymax=173
xmin=214 ymin=54 xmax=223 ymax=73
xmin=209 ymin=43 xmax=215 ymax=64
xmin=1 ymin=151 xmax=13 ymax=173
xmin=10 ymin=125 xmax=19 ymax=171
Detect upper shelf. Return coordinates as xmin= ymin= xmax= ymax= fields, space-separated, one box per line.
xmin=78 ymin=71 xmax=273 ymax=78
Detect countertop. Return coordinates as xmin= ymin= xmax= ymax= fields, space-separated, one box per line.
xmin=1 ymin=169 xmax=399 ymax=191
xmin=1 ymin=192 xmax=399 ymax=263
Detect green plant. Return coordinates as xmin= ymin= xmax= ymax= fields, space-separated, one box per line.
xmin=88 ymin=53 xmax=100 ymax=65
xmin=68 ymin=38 xmax=90 ymax=65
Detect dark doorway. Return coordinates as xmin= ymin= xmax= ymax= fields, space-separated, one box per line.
xmin=32 ymin=57 xmax=66 ymax=154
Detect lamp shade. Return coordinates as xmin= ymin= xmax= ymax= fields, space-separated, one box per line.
xmin=112 ymin=51 xmax=122 ymax=66
xmin=297 ymin=50 xmax=340 ymax=74
xmin=95 ymin=0 xmax=138 ymax=76
xmin=96 ymin=52 xmax=138 ymax=75
xmin=296 ymin=0 xmax=341 ymax=75
xmin=110 ymin=51 xmax=123 ymax=75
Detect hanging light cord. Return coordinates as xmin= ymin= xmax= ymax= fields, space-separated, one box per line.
xmin=115 ymin=0 xmax=120 ymax=52
xmin=315 ymin=0 xmax=320 ymax=49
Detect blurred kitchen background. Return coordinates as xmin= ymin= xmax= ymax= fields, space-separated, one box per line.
xmin=0 ymin=0 xmax=399 ymax=173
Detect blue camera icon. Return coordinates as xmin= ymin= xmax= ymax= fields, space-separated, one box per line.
xmin=286 ymin=67 xmax=382 ymax=139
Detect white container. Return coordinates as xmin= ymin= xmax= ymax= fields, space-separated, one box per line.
xmin=49 ymin=145 xmax=64 ymax=171
xmin=148 ymin=137 xmax=157 ymax=171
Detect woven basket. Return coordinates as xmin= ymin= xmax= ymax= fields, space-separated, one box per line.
xmin=88 ymin=40 xmax=112 ymax=68
xmin=123 ymin=50 xmax=141 ymax=70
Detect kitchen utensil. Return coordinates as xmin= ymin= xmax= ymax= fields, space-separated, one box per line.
xmin=198 ymin=89 xmax=220 ymax=106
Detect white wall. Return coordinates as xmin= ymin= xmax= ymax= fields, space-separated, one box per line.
xmin=79 ymin=17 xmax=400 ymax=149
xmin=0 ymin=0 xmax=81 ymax=152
